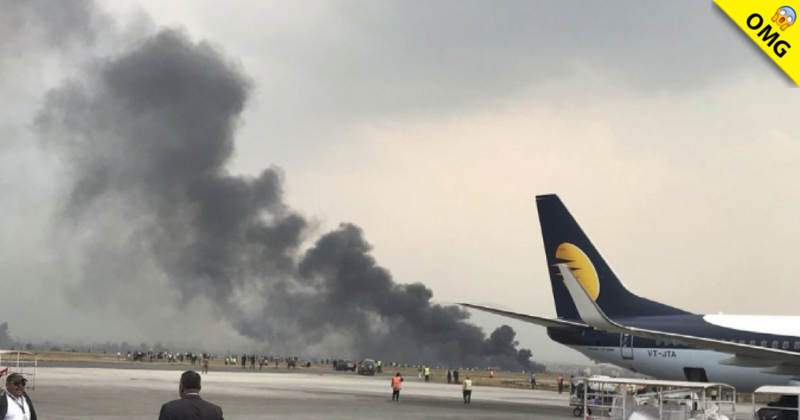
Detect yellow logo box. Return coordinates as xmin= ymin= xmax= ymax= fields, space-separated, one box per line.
xmin=715 ymin=0 xmax=798 ymax=85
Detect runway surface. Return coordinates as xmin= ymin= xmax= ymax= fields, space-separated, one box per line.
xmin=29 ymin=366 xmax=575 ymax=419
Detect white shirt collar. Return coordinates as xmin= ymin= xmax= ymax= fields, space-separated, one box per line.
xmin=5 ymin=393 xmax=28 ymax=420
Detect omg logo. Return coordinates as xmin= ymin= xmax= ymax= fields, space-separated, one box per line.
xmin=746 ymin=6 xmax=794 ymax=58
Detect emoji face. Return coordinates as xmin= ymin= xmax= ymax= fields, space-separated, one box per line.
xmin=772 ymin=6 xmax=796 ymax=31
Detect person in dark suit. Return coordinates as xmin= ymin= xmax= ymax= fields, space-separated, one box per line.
xmin=158 ymin=371 xmax=223 ymax=420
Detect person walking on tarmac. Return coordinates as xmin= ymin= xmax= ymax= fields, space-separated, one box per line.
xmin=462 ymin=376 xmax=473 ymax=405
xmin=376 ymin=360 xmax=382 ymax=374
xmin=424 ymin=366 xmax=431 ymax=383
xmin=391 ymin=373 xmax=404 ymax=401
xmin=447 ymin=369 xmax=452 ymax=384
xmin=557 ymin=375 xmax=564 ymax=394
xmin=530 ymin=372 xmax=536 ymax=389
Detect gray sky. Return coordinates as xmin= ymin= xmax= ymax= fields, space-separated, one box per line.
xmin=1 ymin=0 xmax=798 ymax=363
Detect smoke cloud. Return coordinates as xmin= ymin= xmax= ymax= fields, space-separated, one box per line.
xmin=31 ymin=2 xmax=536 ymax=369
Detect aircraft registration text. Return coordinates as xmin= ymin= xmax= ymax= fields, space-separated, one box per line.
xmin=647 ymin=350 xmax=677 ymax=358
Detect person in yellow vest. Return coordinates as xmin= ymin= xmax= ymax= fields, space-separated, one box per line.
xmin=462 ymin=376 xmax=472 ymax=405
xmin=424 ymin=366 xmax=431 ymax=382
xmin=391 ymin=372 xmax=404 ymax=401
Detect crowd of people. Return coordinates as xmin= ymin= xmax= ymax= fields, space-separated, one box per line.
xmin=122 ymin=351 xmax=216 ymax=364
xmin=118 ymin=350 xmax=543 ymax=377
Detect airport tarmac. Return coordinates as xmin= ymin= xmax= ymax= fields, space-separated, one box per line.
xmin=30 ymin=366 xmax=575 ymax=419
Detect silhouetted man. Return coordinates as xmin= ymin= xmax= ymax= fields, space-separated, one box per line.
xmin=158 ymin=371 xmax=223 ymax=420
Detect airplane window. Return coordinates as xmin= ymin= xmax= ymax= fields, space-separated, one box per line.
xmin=795 ymin=342 xmax=800 ymax=351
xmin=750 ymin=340 xmax=756 ymax=346
xmin=783 ymin=341 xmax=790 ymax=350
xmin=739 ymin=340 xmax=745 ymax=344
xmin=761 ymin=341 xmax=768 ymax=347
xmin=772 ymin=341 xmax=779 ymax=349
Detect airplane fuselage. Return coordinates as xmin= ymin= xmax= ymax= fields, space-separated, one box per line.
xmin=548 ymin=314 xmax=800 ymax=391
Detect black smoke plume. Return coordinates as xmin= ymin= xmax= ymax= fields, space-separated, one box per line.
xmin=36 ymin=15 xmax=536 ymax=369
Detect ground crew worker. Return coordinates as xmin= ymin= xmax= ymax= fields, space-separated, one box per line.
xmin=530 ymin=372 xmax=536 ymax=389
xmin=489 ymin=369 xmax=494 ymax=379
xmin=376 ymin=360 xmax=382 ymax=373
xmin=424 ymin=366 xmax=431 ymax=382
xmin=447 ymin=369 xmax=452 ymax=384
xmin=391 ymin=373 xmax=403 ymax=401
xmin=462 ymin=376 xmax=472 ymax=405
xmin=710 ymin=388 xmax=718 ymax=401
xmin=558 ymin=375 xmax=564 ymax=394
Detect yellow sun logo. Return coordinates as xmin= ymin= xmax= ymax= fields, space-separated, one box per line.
xmin=555 ymin=243 xmax=600 ymax=301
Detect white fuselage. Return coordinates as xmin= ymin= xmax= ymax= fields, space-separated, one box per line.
xmin=569 ymin=345 xmax=795 ymax=391
xmin=568 ymin=314 xmax=800 ymax=392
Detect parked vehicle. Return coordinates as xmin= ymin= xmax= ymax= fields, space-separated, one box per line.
xmin=357 ymin=359 xmax=376 ymax=376
xmin=753 ymin=386 xmax=800 ymax=420
xmin=574 ymin=376 xmax=736 ymax=420
xmin=335 ymin=359 xmax=356 ymax=372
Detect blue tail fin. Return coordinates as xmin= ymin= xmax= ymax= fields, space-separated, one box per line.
xmin=536 ymin=194 xmax=688 ymax=320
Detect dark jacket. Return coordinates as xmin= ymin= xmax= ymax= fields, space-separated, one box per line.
xmin=0 ymin=392 xmax=38 ymax=420
xmin=158 ymin=394 xmax=224 ymax=420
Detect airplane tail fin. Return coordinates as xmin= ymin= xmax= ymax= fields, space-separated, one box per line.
xmin=536 ymin=194 xmax=688 ymax=320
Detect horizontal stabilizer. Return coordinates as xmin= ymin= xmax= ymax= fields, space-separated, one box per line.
xmin=459 ymin=303 xmax=589 ymax=329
